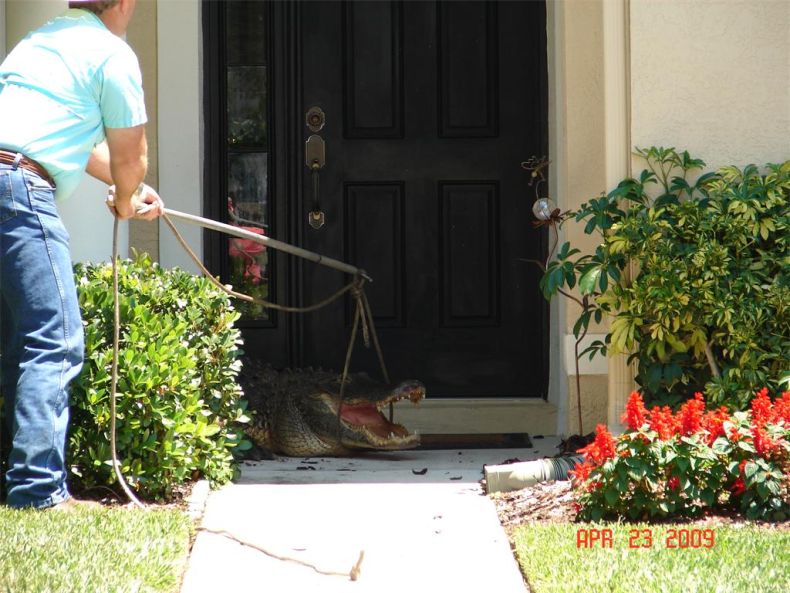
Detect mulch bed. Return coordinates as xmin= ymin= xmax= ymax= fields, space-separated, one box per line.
xmin=491 ymin=480 xmax=578 ymax=528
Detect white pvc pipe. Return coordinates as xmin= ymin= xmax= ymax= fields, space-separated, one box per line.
xmin=484 ymin=455 xmax=584 ymax=494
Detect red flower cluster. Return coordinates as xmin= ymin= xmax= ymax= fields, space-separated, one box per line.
xmin=678 ymin=392 xmax=705 ymax=436
xmin=229 ymin=226 xmax=266 ymax=285
xmin=622 ymin=391 xmax=719 ymax=440
xmin=751 ymin=387 xmax=774 ymax=425
xmin=571 ymin=424 xmax=617 ymax=489
xmin=700 ymin=405 xmax=730 ymax=445
xmin=751 ymin=387 xmax=790 ymax=428
xmin=621 ymin=391 xmax=648 ymax=431
xmin=569 ymin=460 xmax=593 ymax=484
xmin=730 ymin=460 xmax=748 ymax=496
xmin=649 ymin=404 xmax=680 ymax=440
xmin=774 ymin=391 xmax=790 ymax=425
xmin=227 ymin=197 xmax=267 ymax=286
xmin=749 ymin=388 xmax=789 ymax=458
xmin=618 ymin=390 xmax=790 ymax=449
xmin=578 ymin=424 xmax=617 ymax=464
xmin=753 ymin=426 xmax=781 ymax=456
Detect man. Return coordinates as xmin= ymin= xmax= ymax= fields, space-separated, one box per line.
xmin=0 ymin=0 xmax=163 ymax=509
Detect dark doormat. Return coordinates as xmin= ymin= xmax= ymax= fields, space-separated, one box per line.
xmin=418 ymin=433 xmax=532 ymax=450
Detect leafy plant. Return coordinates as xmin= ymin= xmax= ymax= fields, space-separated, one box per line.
xmin=571 ymin=389 xmax=790 ymax=521
xmin=227 ymin=197 xmax=269 ymax=320
xmin=70 ymin=252 xmax=251 ymax=500
xmin=538 ymin=147 xmax=789 ymax=409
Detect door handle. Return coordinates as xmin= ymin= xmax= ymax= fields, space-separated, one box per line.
xmin=305 ymin=133 xmax=326 ymax=229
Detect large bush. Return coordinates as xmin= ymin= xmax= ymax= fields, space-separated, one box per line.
xmin=70 ymin=252 xmax=251 ymax=500
xmin=542 ymin=148 xmax=789 ymax=409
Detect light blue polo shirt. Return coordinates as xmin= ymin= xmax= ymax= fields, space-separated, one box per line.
xmin=0 ymin=9 xmax=146 ymax=201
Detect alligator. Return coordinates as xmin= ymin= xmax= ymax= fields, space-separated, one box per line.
xmin=239 ymin=360 xmax=426 ymax=457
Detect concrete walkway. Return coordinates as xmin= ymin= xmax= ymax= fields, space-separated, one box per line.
xmin=180 ymin=438 xmax=559 ymax=593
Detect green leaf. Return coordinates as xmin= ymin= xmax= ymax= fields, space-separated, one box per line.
xmin=744 ymin=462 xmax=759 ymax=480
xmin=665 ymin=333 xmax=688 ymax=354
xmin=579 ymin=267 xmax=601 ymax=295
xmin=711 ymin=437 xmax=731 ymax=454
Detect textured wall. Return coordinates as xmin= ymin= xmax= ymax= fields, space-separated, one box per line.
xmin=566 ymin=375 xmax=609 ymax=436
xmin=553 ymin=0 xmax=608 ymax=336
xmin=547 ymin=1 xmax=612 ymax=434
xmin=157 ymin=0 xmax=202 ymax=274
xmin=127 ymin=0 xmax=159 ymax=261
xmin=5 ymin=0 xmax=59 ymax=48
xmin=0 ymin=0 xmax=6 ymax=61
xmin=631 ymin=0 xmax=790 ymax=170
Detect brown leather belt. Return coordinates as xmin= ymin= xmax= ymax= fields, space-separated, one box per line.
xmin=0 ymin=149 xmax=55 ymax=187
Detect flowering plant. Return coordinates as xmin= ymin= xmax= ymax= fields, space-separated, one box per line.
xmin=229 ymin=227 xmax=266 ymax=285
xmin=227 ymin=197 xmax=269 ymax=319
xmin=571 ymin=389 xmax=790 ymax=521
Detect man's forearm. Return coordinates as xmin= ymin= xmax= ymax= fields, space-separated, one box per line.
xmin=88 ymin=136 xmax=149 ymax=218
xmin=86 ymin=141 xmax=113 ymax=185
xmin=87 ymin=140 xmax=147 ymax=195
xmin=110 ymin=153 xmax=147 ymax=207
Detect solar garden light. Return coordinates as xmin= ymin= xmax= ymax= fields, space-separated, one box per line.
xmin=532 ymin=197 xmax=557 ymax=221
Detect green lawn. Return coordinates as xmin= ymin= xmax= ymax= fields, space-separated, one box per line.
xmin=512 ymin=522 xmax=790 ymax=593
xmin=0 ymin=506 xmax=193 ymax=593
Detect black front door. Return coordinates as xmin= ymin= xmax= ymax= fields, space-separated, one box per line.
xmin=204 ymin=0 xmax=548 ymax=399
xmin=296 ymin=0 xmax=547 ymax=397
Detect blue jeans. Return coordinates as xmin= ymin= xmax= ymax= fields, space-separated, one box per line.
xmin=0 ymin=159 xmax=84 ymax=508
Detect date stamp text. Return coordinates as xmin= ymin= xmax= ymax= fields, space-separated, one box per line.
xmin=576 ymin=528 xmax=715 ymax=549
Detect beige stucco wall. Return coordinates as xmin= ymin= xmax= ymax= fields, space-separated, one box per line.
xmin=0 ymin=1 xmax=5 ymax=61
xmin=549 ymin=0 xmax=613 ymax=435
xmin=566 ymin=375 xmax=609 ymax=436
xmin=157 ymin=0 xmax=203 ymax=275
xmin=630 ymin=0 xmax=790 ymax=169
xmin=127 ymin=0 xmax=159 ymax=261
xmin=5 ymin=0 xmax=58 ymax=46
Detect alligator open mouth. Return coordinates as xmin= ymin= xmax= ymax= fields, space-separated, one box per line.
xmin=337 ymin=380 xmax=425 ymax=449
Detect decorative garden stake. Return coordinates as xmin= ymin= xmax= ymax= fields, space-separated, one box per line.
xmin=521 ymin=156 xmax=591 ymax=436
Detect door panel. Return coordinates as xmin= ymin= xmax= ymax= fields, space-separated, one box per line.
xmin=438 ymin=0 xmax=498 ymax=137
xmin=296 ymin=0 xmax=548 ymax=398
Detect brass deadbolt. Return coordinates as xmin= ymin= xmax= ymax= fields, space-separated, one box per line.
xmin=306 ymin=106 xmax=326 ymax=132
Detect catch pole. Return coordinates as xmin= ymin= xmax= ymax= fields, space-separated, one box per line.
xmin=163 ymin=208 xmax=371 ymax=281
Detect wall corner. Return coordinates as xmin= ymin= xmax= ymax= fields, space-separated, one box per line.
xmin=603 ymin=0 xmax=634 ymax=432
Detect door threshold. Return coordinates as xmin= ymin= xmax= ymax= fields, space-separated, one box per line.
xmin=392 ymin=397 xmax=557 ymax=436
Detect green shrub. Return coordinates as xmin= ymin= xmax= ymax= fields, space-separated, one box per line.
xmin=70 ymin=252 xmax=251 ymax=500
xmin=541 ymin=148 xmax=789 ymax=409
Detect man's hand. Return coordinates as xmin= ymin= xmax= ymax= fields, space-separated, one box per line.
xmin=106 ymin=183 xmax=164 ymax=221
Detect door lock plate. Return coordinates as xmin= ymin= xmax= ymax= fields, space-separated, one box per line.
xmin=305 ymin=106 xmax=326 ymax=133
